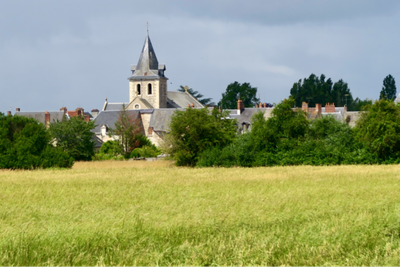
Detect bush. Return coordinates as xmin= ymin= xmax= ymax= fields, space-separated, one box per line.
xmin=166 ymin=108 xmax=237 ymax=166
xmin=354 ymin=99 xmax=400 ymax=161
xmin=0 ymin=113 xmax=73 ymax=169
xmin=49 ymin=116 xmax=96 ymax=161
xmin=130 ymin=145 xmax=161 ymax=158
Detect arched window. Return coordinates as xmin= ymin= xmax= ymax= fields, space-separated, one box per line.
xmin=137 ymin=84 xmax=141 ymax=95
xmin=148 ymin=83 xmax=152 ymax=95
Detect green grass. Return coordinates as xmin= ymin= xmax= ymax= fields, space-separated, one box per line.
xmin=1 ymin=161 xmax=400 ymax=265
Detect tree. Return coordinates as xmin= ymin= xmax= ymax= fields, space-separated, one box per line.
xmin=354 ymin=99 xmax=400 ymax=160
xmin=113 ymin=105 xmax=143 ymax=157
xmin=0 ymin=113 xmax=73 ymax=169
xmin=166 ymin=107 xmax=237 ymax=166
xmin=289 ymin=74 xmax=354 ymax=109
xmin=352 ymin=97 xmax=373 ymax=111
xmin=49 ymin=115 xmax=96 ymax=161
xmin=379 ymin=74 xmax=397 ymax=101
xmin=218 ymin=82 xmax=260 ymax=109
xmin=177 ymin=85 xmax=215 ymax=106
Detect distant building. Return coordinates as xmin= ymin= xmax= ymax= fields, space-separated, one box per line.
xmin=95 ymin=33 xmax=203 ymax=146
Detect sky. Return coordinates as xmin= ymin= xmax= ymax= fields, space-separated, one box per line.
xmin=1 ymin=0 xmax=400 ymax=113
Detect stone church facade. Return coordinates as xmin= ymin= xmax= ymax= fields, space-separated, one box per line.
xmin=94 ymin=33 xmax=204 ymax=146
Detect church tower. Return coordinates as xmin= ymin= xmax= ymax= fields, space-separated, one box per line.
xmin=128 ymin=33 xmax=168 ymax=109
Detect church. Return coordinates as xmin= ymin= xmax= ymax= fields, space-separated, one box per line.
xmin=94 ymin=33 xmax=203 ymax=146
xmin=102 ymin=33 xmax=203 ymax=111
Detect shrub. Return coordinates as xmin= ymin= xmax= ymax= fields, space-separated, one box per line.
xmin=166 ymin=108 xmax=237 ymax=166
xmin=0 ymin=113 xmax=73 ymax=169
xmin=130 ymin=145 xmax=161 ymax=158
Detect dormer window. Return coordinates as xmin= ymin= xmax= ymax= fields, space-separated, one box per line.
xmin=137 ymin=84 xmax=141 ymax=95
xmin=148 ymin=83 xmax=152 ymax=95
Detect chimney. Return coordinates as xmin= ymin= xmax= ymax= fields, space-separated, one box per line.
xmin=325 ymin=103 xmax=335 ymax=113
xmin=91 ymin=109 xmax=99 ymax=118
xmin=148 ymin=127 xmax=153 ymax=135
xmin=316 ymin=103 xmax=322 ymax=117
xmin=45 ymin=111 xmax=50 ymax=128
xmin=302 ymin=102 xmax=308 ymax=112
xmin=76 ymin=108 xmax=83 ymax=116
xmin=237 ymin=99 xmax=244 ymax=115
xmin=16 ymin=108 xmax=20 ymax=112
xmin=344 ymin=105 xmax=347 ymax=112
xmin=60 ymin=107 xmax=67 ymax=114
xmin=7 ymin=111 xmax=11 ymax=116
xmin=191 ymin=103 xmax=194 ymax=108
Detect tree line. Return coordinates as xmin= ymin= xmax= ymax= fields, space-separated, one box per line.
xmin=166 ymin=98 xmax=400 ymax=167
xmin=183 ymin=74 xmax=397 ymax=111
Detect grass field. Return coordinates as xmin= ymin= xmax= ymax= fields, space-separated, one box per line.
xmin=1 ymin=161 xmax=400 ymax=265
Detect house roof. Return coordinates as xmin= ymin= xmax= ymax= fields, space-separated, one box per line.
xmin=149 ymin=109 xmax=180 ymax=132
xmin=103 ymin=102 xmax=129 ymax=111
xmin=93 ymin=110 xmax=141 ymax=133
xmin=167 ymin=91 xmax=204 ymax=108
xmin=229 ymin=108 xmax=273 ymax=125
xmin=15 ymin=111 xmax=65 ymax=124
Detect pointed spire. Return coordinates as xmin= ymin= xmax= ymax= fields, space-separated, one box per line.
xmin=135 ymin=34 xmax=159 ymax=75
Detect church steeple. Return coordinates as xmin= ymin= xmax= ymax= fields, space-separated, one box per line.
xmin=128 ymin=32 xmax=168 ymax=108
xmin=136 ymin=34 xmax=159 ymax=74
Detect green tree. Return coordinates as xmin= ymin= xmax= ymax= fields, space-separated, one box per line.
xmin=218 ymin=82 xmax=260 ymax=109
xmin=290 ymin=74 xmax=354 ymax=108
xmin=166 ymin=107 xmax=237 ymax=166
xmin=113 ymin=105 xmax=143 ymax=158
xmin=354 ymin=99 xmax=400 ymax=160
xmin=379 ymin=74 xmax=397 ymax=101
xmin=177 ymin=85 xmax=215 ymax=106
xmin=49 ymin=115 xmax=96 ymax=161
xmin=266 ymin=98 xmax=309 ymax=141
xmin=352 ymin=97 xmax=373 ymax=111
xmin=0 ymin=113 xmax=73 ymax=169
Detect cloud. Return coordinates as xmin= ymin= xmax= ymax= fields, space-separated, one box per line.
xmin=1 ymin=0 xmax=400 ymax=112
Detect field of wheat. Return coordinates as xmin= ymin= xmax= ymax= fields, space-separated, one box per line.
xmin=1 ymin=161 xmax=400 ymax=265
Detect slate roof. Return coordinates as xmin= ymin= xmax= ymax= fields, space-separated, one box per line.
xmin=129 ymin=34 xmax=166 ymax=79
xmin=167 ymin=91 xmax=203 ymax=108
xmin=103 ymin=102 xmax=128 ymax=111
xmin=15 ymin=111 xmax=65 ymax=124
xmin=149 ymin=109 xmax=181 ymax=132
xmin=229 ymin=108 xmax=273 ymax=125
xmin=93 ymin=110 xmax=141 ymax=133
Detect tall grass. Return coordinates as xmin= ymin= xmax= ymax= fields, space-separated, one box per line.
xmin=1 ymin=162 xmax=400 ymax=265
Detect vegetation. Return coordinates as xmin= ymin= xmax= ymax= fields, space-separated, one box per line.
xmin=218 ymin=81 xmax=260 ymax=109
xmin=380 ymin=74 xmax=397 ymax=101
xmin=49 ymin=115 xmax=96 ymax=161
xmin=113 ymin=105 xmax=143 ymax=158
xmin=0 ymin=113 xmax=73 ymax=169
xmin=1 ymin=162 xmax=400 ymax=265
xmin=177 ymin=85 xmax=215 ymax=106
xmin=290 ymin=74 xmax=355 ymax=109
xmin=166 ymin=107 xmax=237 ymax=166
xmin=196 ymin=98 xmax=400 ymax=167
xmin=354 ymin=99 xmax=400 ymax=161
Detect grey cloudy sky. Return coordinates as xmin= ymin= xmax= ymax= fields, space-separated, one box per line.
xmin=1 ymin=0 xmax=400 ymax=113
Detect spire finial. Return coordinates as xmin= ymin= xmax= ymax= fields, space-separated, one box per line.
xmin=146 ymin=22 xmax=149 ymax=35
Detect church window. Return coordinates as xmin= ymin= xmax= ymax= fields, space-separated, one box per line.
xmin=137 ymin=84 xmax=141 ymax=95
xmin=148 ymin=83 xmax=152 ymax=95
xmin=134 ymin=104 xmax=140 ymax=109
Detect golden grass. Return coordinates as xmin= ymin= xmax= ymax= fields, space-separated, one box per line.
xmin=1 ymin=162 xmax=400 ymax=265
